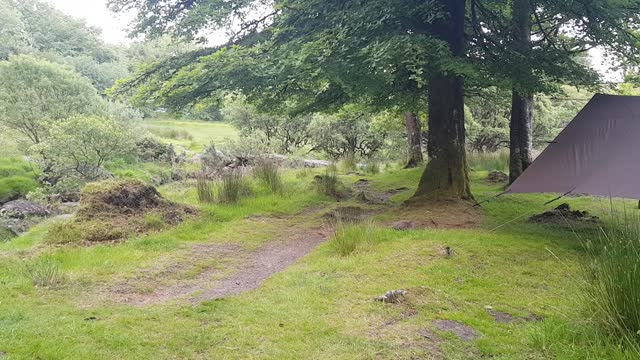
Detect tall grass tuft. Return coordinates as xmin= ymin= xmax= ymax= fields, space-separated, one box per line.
xmin=216 ymin=171 xmax=252 ymax=204
xmin=338 ymin=153 xmax=357 ymax=172
xmin=467 ymin=149 xmax=510 ymax=172
xmin=196 ymin=177 xmax=215 ymax=203
xmin=313 ymin=170 xmax=341 ymax=198
xmin=581 ymin=212 xmax=640 ymax=355
xmin=26 ymin=257 xmax=66 ymax=287
xmin=330 ymin=220 xmax=376 ymax=256
xmin=253 ymin=159 xmax=284 ymax=194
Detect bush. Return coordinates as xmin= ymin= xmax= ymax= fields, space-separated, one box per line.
xmin=32 ymin=115 xmax=137 ymax=181
xmin=196 ymin=177 xmax=215 ymax=203
xmin=582 ymin=214 xmax=640 ymax=354
xmin=135 ymin=136 xmax=176 ymax=163
xmin=216 ymin=171 xmax=252 ymax=204
xmin=253 ymin=159 xmax=283 ymax=194
xmin=330 ymin=221 xmax=376 ymax=256
xmin=0 ymin=158 xmax=39 ymax=203
xmin=26 ymin=257 xmax=66 ymax=287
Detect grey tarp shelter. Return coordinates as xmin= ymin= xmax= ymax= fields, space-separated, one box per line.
xmin=507 ymin=93 xmax=640 ymax=199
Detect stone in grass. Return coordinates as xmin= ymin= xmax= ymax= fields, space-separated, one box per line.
xmin=0 ymin=200 xmax=50 ymax=219
xmin=375 ymin=290 xmax=407 ymax=304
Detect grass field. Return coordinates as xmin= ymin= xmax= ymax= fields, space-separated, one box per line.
xmin=0 ymin=167 xmax=637 ymax=359
xmin=141 ymin=117 xmax=239 ymax=151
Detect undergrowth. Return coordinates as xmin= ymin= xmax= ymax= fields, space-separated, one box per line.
xmin=254 ymin=159 xmax=284 ymax=194
xmin=581 ymin=212 xmax=640 ymax=355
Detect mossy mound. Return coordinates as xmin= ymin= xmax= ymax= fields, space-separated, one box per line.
xmin=77 ymin=180 xmax=164 ymax=218
xmin=50 ymin=180 xmax=196 ymax=244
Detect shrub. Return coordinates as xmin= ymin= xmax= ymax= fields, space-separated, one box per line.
xmin=581 ymin=214 xmax=640 ymax=354
xmin=330 ymin=221 xmax=376 ymax=256
xmin=253 ymin=159 xmax=283 ymax=194
xmin=135 ymin=136 xmax=176 ymax=163
xmin=467 ymin=149 xmax=510 ymax=172
xmin=26 ymin=257 xmax=66 ymax=287
xmin=216 ymin=171 xmax=252 ymax=204
xmin=196 ymin=177 xmax=215 ymax=203
xmin=32 ymin=115 xmax=137 ymax=181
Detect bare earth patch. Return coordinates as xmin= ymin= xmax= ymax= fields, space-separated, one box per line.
xmin=387 ymin=199 xmax=483 ymax=229
xmin=103 ymin=219 xmax=332 ymax=306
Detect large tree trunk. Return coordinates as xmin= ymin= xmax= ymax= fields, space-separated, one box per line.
xmin=509 ymin=92 xmax=533 ymax=183
xmin=404 ymin=111 xmax=423 ymax=168
xmin=508 ymin=0 xmax=534 ymax=183
xmin=413 ymin=0 xmax=472 ymax=200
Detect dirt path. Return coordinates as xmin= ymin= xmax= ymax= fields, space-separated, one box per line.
xmin=191 ymin=227 xmax=329 ymax=303
xmin=107 ymin=221 xmax=332 ymax=306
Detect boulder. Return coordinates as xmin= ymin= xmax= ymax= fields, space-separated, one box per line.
xmin=0 ymin=200 xmax=50 ymax=219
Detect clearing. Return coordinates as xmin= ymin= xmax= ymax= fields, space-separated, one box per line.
xmin=0 ymin=168 xmax=635 ymax=359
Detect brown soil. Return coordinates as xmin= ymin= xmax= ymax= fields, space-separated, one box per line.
xmin=386 ymin=199 xmax=483 ymax=229
xmin=528 ymin=203 xmax=599 ymax=227
xmin=433 ymin=320 xmax=480 ymax=341
xmin=105 ymin=218 xmax=332 ymax=306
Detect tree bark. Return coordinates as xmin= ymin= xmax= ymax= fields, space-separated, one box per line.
xmin=508 ymin=0 xmax=534 ymax=184
xmin=509 ymin=92 xmax=533 ymax=183
xmin=413 ymin=0 xmax=472 ymax=200
xmin=404 ymin=111 xmax=423 ymax=168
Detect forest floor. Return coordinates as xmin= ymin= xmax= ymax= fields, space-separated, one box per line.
xmin=0 ymin=166 xmax=637 ymax=359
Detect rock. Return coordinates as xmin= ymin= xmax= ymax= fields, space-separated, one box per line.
xmin=0 ymin=200 xmax=50 ymax=219
xmin=375 ymin=290 xmax=407 ymax=304
xmin=392 ymin=220 xmax=416 ymax=230
xmin=433 ymin=320 xmax=480 ymax=341
xmin=487 ymin=170 xmax=509 ymax=183
xmin=303 ymin=159 xmax=331 ymax=168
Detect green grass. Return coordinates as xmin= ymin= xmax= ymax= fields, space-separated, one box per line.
xmin=141 ymin=117 xmax=239 ymax=151
xmin=467 ymin=149 xmax=510 ymax=172
xmin=0 ymin=167 xmax=637 ymax=359
xmin=580 ymin=212 xmax=640 ymax=353
xmin=0 ymin=157 xmax=40 ymax=203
